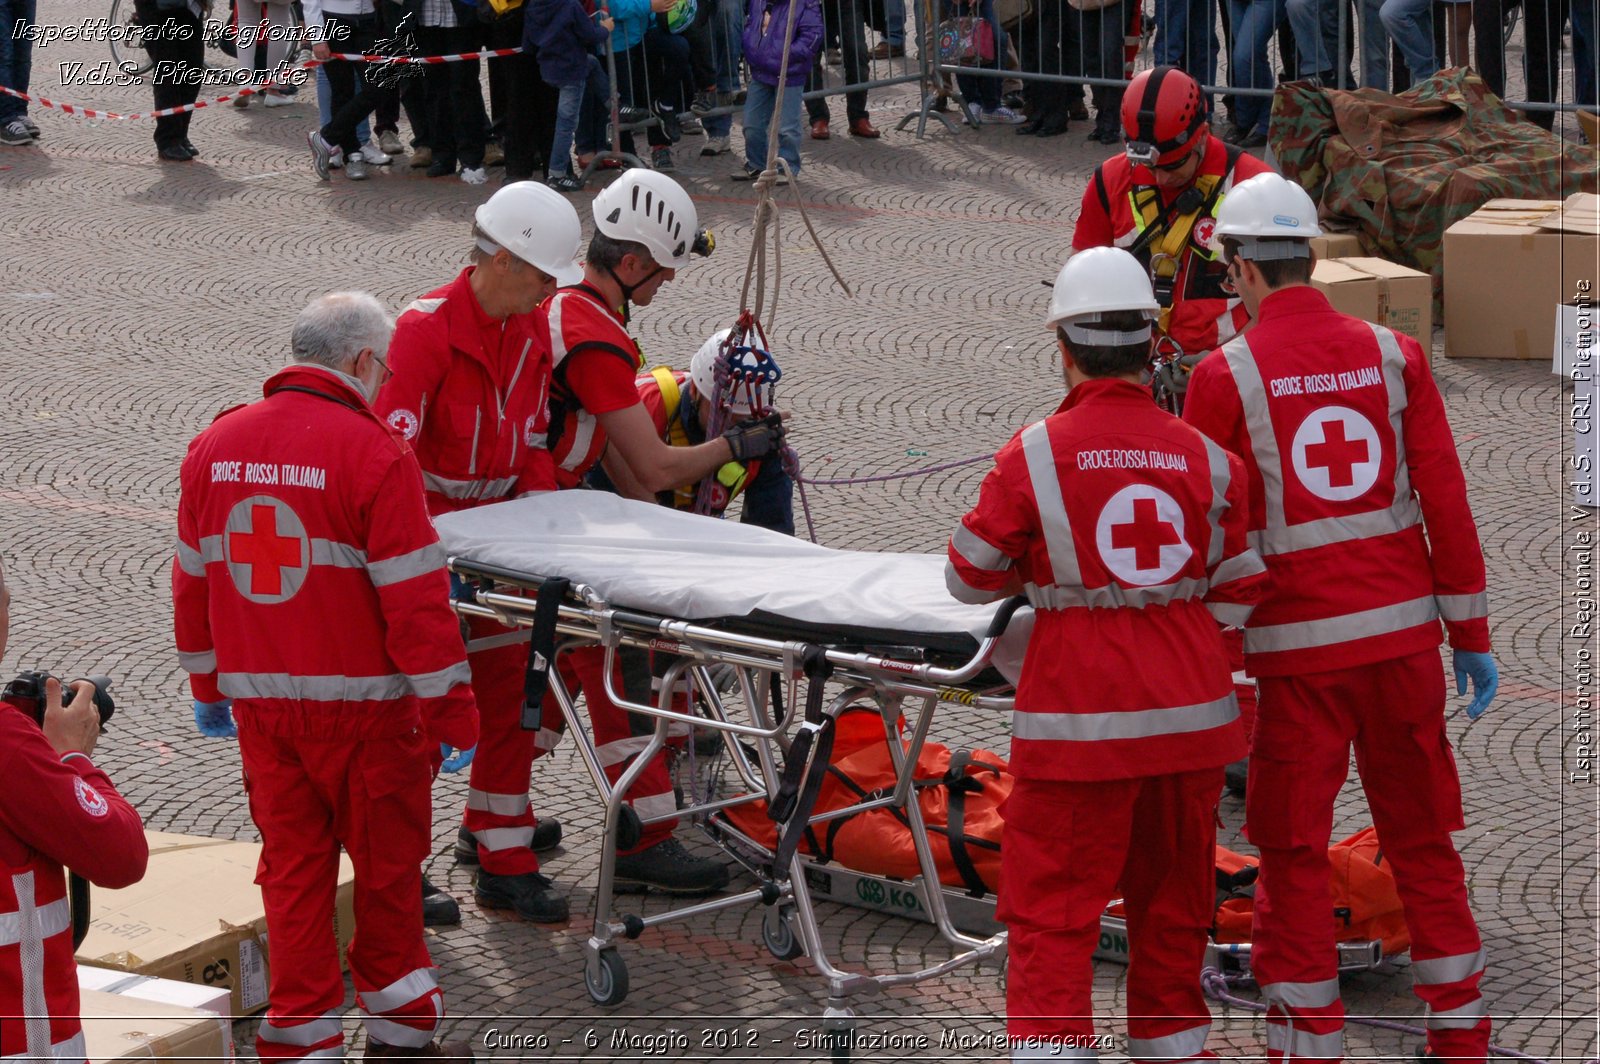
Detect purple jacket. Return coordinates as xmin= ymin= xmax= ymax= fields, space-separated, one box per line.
xmin=741 ymin=0 xmax=823 ymax=87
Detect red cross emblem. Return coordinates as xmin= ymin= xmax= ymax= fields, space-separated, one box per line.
xmin=223 ymin=496 xmax=310 ymax=603
xmin=1291 ymin=407 xmax=1381 ymax=502
xmin=1095 ymin=486 xmax=1193 ymax=586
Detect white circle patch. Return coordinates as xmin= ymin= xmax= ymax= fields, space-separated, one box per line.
xmin=1291 ymin=406 xmax=1381 ymax=501
xmin=74 ymin=777 xmax=109 ymax=818
xmin=387 ymin=409 xmax=420 ymax=440
xmin=1094 ymin=485 xmax=1193 ymax=586
xmin=222 ymin=495 xmax=311 ymax=605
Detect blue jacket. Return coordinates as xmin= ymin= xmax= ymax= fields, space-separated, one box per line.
xmin=602 ymin=0 xmax=652 ymax=53
xmin=741 ymin=0 xmax=822 ymax=87
xmin=524 ymin=0 xmax=611 ymax=85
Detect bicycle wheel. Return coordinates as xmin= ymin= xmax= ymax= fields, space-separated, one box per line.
xmin=108 ymin=0 xmax=154 ymax=77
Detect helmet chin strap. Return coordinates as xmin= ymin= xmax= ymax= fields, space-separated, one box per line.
xmin=603 ymin=260 xmax=668 ymax=321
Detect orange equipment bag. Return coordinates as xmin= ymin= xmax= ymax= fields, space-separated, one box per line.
xmin=720 ymin=708 xmax=1012 ymax=895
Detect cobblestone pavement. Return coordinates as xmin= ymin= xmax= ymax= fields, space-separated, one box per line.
xmin=1 ymin=3 xmax=1596 ymax=1059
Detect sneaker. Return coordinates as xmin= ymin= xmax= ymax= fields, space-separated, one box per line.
xmin=731 ymin=165 xmax=759 ymax=181
xmin=421 ymin=876 xmax=461 ymax=927
xmin=547 ymin=173 xmax=585 ymax=192
xmin=981 ymin=105 xmax=1027 ymax=125
xmin=262 ymin=92 xmax=296 ymax=108
xmin=483 ymin=140 xmax=505 ymax=167
xmin=454 ymin=821 xmax=563 ymax=864
xmin=825 ymin=47 xmax=843 ymax=65
xmin=678 ymin=112 xmax=702 ymax=135
xmin=346 ymin=155 xmax=369 ymax=180
xmin=1237 ymin=128 xmax=1269 ymax=149
xmin=618 ymin=105 xmax=651 ymax=125
xmin=475 ymin=870 xmax=570 ymax=923
xmin=460 ymin=165 xmax=488 ymax=185
xmin=409 ymin=145 xmax=434 ymax=169
xmin=651 ymin=145 xmax=675 ymax=171
xmin=367 ymin=1037 xmax=477 ymax=1060
xmin=21 ymin=116 xmax=39 ymax=138
xmin=358 ymin=141 xmax=392 ymax=165
xmin=963 ymin=101 xmax=982 ymax=126
xmin=377 ymin=129 xmax=404 ymax=155
xmin=654 ymin=104 xmax=682 ymax=142
xmin=426 ymin=156 xmax=458 ymax=178
xmin=613 ymin=837 xmax=731 ymax=895
xmin=232 ymin=94 xmax=250 ymax=109
xmin=307 ymin=130 xmax=334 ymax=180
xmin=690 ymin=89 xmax=717 ymax=115
xmin=700 ymin=134 xmax=731 ymax=156
xmin=1 ymin=120 xmax=33 ymax=146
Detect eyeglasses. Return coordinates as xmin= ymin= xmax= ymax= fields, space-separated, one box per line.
xmin=372 ymin=351 xmax=393 ymax=385
xmin=1149 ymin=148 xmax=1198 ymax=173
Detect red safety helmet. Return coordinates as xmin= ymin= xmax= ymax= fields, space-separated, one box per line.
xmin=1121 ymin=66 xmax=1208 ymax=167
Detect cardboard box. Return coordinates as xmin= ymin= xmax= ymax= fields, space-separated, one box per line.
xmin=1444 ymin=194 xmax=1600 ymax=359
xmin=79 ymin=988 xmax=233 ymax=1062
xmin=1310 ymin=231 xmax=1364 ymax=260
xmin=76 ymin=831 xmax=355 ymax=1016
xmin=1311 ymin=257 xmax=1434 ymax=350
xmin=79 ymin=964 xmax=233 ymax=1018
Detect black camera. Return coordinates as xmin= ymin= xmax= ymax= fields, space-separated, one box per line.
xmin=2 ymin=671 xmax=116 ymax=731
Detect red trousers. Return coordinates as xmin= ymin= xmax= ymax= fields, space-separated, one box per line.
xmin=567 ymin=645 xmax=677 ymax=854
xmin=239 ymin=724 xmax=443 ymax=1060
xmin=1248 ymin=650 xmax=1488 ymax=1063
xmin=999 ymin=769 xmax=1224 ymax=1062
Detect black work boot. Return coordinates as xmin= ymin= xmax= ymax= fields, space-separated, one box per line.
xmin=613 ymin=837 xmax=731 ymax=895
xmin=475 ymin=870 xmax=569 ymax=923
xmin=420 ymin=877 xmax=460 ymax=927
xmin=365 ymin=1037 xmax=476 ymax=1060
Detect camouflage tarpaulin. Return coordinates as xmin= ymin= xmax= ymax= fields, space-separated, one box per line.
xmin=1269 ymin=68 xmax=1599 ymax=313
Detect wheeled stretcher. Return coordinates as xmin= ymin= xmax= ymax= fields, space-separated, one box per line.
xmin=435 ymin=492 xmax=1025 ymax=1040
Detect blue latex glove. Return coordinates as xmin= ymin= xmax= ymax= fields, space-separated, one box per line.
xmin=439 ymin=743 xmax=476 ymax=773
xmin=1452 ymin=650 xmax=1498 ymax=720
xmin=193 ymin=700 xmax=237 ymax=739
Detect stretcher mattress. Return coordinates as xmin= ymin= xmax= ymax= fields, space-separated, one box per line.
xmin=435 ymin=493 xmax=1029 ymax=667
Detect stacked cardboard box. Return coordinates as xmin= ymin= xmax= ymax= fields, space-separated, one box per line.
xmin=79 ymin=988 xmax=233 ymax=1062
xmin=1311 ymin=257 xmax=1435 ymax=352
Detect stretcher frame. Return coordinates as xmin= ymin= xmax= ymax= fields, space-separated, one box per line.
xmin=447 ymin=555 xmax=1017 ymax=1045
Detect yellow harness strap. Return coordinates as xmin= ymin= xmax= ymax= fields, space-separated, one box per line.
xmin=1129 ymin=170 xmax=1225 ymax=335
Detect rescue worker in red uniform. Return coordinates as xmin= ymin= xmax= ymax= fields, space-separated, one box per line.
xmin=536 ymin=170 xmax=787 ymax=893
xmin=373 ymin=182 xmax=585 ymax=925
xmin=174 ymin=292 xmax=479 ymax=1062
xmin=1183 ymin=173 xmax=1499 ymax=1064
xmin=0 ymin=560 xmax=148 ymax=1064
xmin=946 ymin=247 xmax=1266 ymax=1062
xmin=1072 ymin=65 xmax=1271 ymax=386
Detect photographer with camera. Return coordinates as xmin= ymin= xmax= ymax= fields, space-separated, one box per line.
xmin=0 ymin=558 xmax=148 ymax=1062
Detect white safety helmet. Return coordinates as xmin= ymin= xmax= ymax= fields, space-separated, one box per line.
xmin=474 ymin=181 xmax=585 ymax=285
xmin=592 ymin=170 xmax=700 ymax=270
xmin=689 ymin=329 xmax=753 ymax=414
xmin=1045 ymin=247 xmax=1160 ymax=346
xmin=1211 ymin=172 xmax=1324 ymax=260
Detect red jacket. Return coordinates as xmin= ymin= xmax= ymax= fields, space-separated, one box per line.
xmin=537 ymin=284 xmax=645 ymax=488
xmin=1072 ymin=136 xmax=1271 ymax=356
xmin=1183 ymin=286 xmax=1491 ymax=676
xmin=0 ymin=705 xmax=146 ymax=1062
xmin=946 ymin=378 xmax=1265 ymax=781
xmin=173 ymin=365 xmax=478 ymax=748
xmin=374 ymin=268 xmax=556 ymax=514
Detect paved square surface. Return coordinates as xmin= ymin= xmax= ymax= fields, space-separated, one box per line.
xmin=1 ymin=4 xmax=1596 ymax=1058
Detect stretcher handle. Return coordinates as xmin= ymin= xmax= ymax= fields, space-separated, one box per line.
xmin=983 ymin=595 xmax=1027 ymax=640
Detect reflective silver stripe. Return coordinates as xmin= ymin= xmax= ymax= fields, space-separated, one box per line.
xmin=1436 ymin=593 xmax=1489 ymax=623
xmin=1020 ymin=421 xmax=1082 ymax=587
xmin=1127 ymin=1023 xmax=1211 ymax=1061
xmin=1244 ymin=595 xmax=1439 ymax=655
xmin=597 ymin=735 xmax=654 ymax=768
xmin=367 ymin=544 xmax=446 ymax=587
xmin=1261 ymin=977 xmax=1340 ymax=1008
xmin=258 ymin=1010 xmax=343 ymax=1047
xmin=420 ymin=471 xmax=518 ymax=501
xmin=310 ymin=539 xmax=365 ymax=568
xmin=559 ymin=412 xmax=599 ymax=473
xmin=362 ymin=966 xmax=440 ymax=1013
xmin=631 ymin=791 xmax=679 ymax=820
xmin=1223 ymin=332 xmax=1421 ymax=558
xmin=951 ymin=523 xmax=1012 ymax=573
xmin=219 ymin=661 xmax=471 ymax=702
xmin=532 ymin=728 xmax=564 ymax=751
xmin=465 ymin=630 xmax=530 ymax=653
xmin=1265 ymin=1023 xmax=1343 ymax=1058
xmin=0 ymin=895 xmax=71 ymax=948
xmin=1210 ymin=549 xmax=1266 ymax=588
xmin=467 ymin=789 xmax=529 ymax=816
xmin=178 ymin=649 xmax=218 ymax=674
xmin=1425 ymin=997 xmax=1489 ymax=1029
xmin=0 ymin=1032 xmax=87 ymax=1061
xmin=475 ymin=826 xmax=535 ymax=851
xmin=1201 ymin=435 xmax=1231 ymax=568
xmin=175 ymin=539 xmax=206 ymax=577
xmin=12 ymin=872 xmax=51 ymax=1057
xmin=1025 ymin=577 xmax=1209 ymax=610
xmin=1014 ymin=693 xmax=1237 ymax=742
xmin=947 ymin=564 xmax=1001 ymax=605
xmin=361 ymin=1013 xmax=438 ymax=1049
xmin=1412 ymin=948 xmax=1487 ymax=986
xmin=1208 ymin=601 xmax=1254 ymax=627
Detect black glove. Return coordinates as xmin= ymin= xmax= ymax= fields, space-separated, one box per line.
xmin=722 ymin=412 xmax=785 ymax=462
xmin=1154 ymin=353 xmax=1204 ymax=398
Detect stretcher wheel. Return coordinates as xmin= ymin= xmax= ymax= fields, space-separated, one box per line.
xmin=584 ymin=949 xmax=629 ymax=1006
xmin=761 ymin=906 xmax=804 ymax=961
xmin=614 ymin=806 xmax=643 ymax=852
